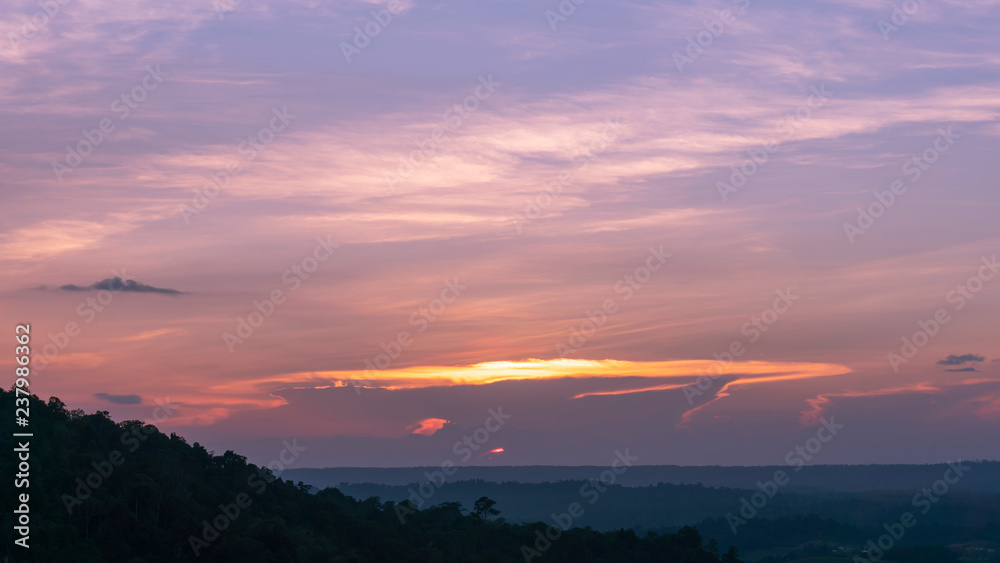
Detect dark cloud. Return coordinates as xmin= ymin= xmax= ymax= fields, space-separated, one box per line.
xmin=59 ymin=277 xmax=185 ymax=295
xmin=94 ymin=393 xmax=142 ymax=404
xmin=945 ymin=368 xmax=978 ymax=373
xmin=937 ymin=354 xmax=985 ymax=366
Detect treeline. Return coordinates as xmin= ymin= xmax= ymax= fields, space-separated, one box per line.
xmin=690 ymin=516 xmax=998 ymax=562
xmin=334 ymin=480 xmax=1000 ymax=532
xmin=0 ymin=390 xmax=739 ymax=562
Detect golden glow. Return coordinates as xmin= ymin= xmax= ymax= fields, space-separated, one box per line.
xmin=277 ymin=358 xmax=852 ymax=391
xmin=52 ymin=359 xmax=854 ymax=429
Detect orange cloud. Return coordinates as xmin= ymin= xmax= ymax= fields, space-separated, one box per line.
xmin=410 ymin=417 xmax=449 ymax=436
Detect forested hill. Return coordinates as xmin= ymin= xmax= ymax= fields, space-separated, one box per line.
xmin=0 ymin=389 xmax=739 ymax=563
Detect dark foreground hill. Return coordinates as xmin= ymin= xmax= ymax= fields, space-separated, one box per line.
xmin=0 ymin=390 xmax=738 ymax=563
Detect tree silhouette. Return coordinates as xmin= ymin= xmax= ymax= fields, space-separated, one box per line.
xmin=472 ymin=496 xmax=500 ymax=520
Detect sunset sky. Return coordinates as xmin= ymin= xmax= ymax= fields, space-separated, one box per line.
xmin=2 ymin=0 xmax=998 ymax=468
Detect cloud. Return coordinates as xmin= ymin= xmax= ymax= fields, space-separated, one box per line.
xmin=409 ymin=418 xmax=451 ymax=436
xmin=59 ymin=277 xmax=185 ymax=295
xmin=0 ymin=220 xmax=135 ymax=263
xmin=937 ymin=354 xmax=986 ymax=366
xmin=946 ymin=367 xmax=979 ymax=373
xmin=94 ymin=393 xmax=142 ymax=405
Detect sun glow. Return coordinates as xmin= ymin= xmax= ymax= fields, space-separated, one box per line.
xmin=277 ymin=358 xmax=851 ymax=391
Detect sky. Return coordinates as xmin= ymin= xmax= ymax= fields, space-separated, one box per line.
xmin=1 ymin=0 xmax=999 ymax=468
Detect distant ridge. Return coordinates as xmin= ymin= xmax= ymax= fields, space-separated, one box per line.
xmin=283 ymin=462 xmax=1000 ymax=493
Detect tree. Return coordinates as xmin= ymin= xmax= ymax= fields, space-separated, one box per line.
xmin=473 ymin=496 xmax=500 ymax=520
